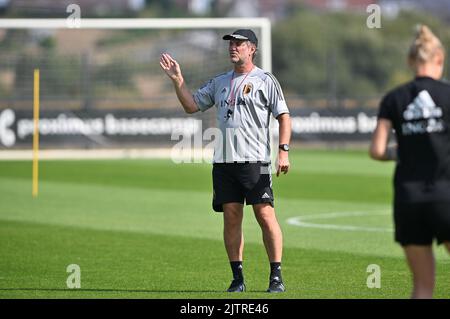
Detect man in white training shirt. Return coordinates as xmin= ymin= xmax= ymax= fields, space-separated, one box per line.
xmin=160 ymin=29 xmax=291 ymax=293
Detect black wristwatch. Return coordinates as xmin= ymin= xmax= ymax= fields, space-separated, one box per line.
xmin=279 ymin=144 xmax=290 ymax=152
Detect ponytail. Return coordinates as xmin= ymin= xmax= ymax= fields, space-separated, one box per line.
xmin=408 ymin=24 xmax=445 ymax=69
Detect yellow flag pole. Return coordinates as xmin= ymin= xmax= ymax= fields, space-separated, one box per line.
xmin=32 ymin=69 xmax=40 ymax=198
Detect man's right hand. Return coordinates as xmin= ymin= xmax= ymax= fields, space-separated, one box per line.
xmin=159 ymin=53 xmax=198 ymax=114
xmin=160 ymin=53 xmax=182 ymax=84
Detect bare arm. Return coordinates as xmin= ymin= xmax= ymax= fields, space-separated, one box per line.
xmin=369 ymin=118 xmax=397 ymax=161
xmin=159 ymin=53 xmax=199 ymax=114
xmin=276 ymin=113 xmax=291 ymax=176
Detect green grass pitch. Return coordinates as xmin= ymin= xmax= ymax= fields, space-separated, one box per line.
xmin=0 ymin=149 xmax=449 ymax=298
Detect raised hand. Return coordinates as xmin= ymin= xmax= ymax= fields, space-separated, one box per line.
xmin=159 ymin=52 xmax=198 ymax=113
xmin=159 ymin=53 xmax=182 ymax=82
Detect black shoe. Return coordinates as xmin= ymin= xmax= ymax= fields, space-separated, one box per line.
xmin=227 ymin=279 xmax=246 ymax=292
xmin=267 ymin=277 xmax=285 ymax=293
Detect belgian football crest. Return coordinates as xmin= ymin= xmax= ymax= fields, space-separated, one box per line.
xmin=242 ymin=83 xmax=252 ymax=95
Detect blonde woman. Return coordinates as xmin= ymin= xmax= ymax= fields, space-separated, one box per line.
xmin=370 ymin=25 xmax=450 ymax=298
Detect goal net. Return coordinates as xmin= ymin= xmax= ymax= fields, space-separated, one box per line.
xmin=0 ymin=18 xmax=274 ymax=161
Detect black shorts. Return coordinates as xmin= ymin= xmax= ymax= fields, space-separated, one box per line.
xmin=394 ymin=201 xmax=450 ymax=246
xmin=212 ymin=162 xmax=274 ymax=212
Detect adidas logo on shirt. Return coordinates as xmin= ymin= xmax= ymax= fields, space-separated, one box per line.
xmin=401 ymin=90 xmax=445 ymax=136
xmin=403 ymin=90 xmax=443 ymax=121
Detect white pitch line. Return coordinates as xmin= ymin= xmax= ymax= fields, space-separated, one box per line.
xmin=286 ymin=211 xmax=393 ymax=233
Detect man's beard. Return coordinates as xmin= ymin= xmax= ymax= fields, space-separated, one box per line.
xmin=231 ymin=57 xmax=244 ymax=65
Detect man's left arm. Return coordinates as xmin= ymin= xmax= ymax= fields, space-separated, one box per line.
xmin=277 ymin=113 xmax=291 ymax=177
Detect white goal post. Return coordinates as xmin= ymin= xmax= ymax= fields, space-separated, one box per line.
xmin=0 ymin=18 xmax=272 ymax=72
